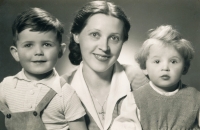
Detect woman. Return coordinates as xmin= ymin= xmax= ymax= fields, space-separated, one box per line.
xmin=62 ymin=1 xmax=148 ymax=130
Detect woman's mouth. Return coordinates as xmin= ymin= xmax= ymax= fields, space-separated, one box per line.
xmin=94 ymin=54 xmax=110 ymax=61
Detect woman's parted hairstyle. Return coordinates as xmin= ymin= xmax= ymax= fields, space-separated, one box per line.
xmin=12 ymin=7 xmax=64 ymax=45
xmin=69 ymin=0 xmax=131 ymax=65
xmin=135 ymin=25 xmax=195 ymax=75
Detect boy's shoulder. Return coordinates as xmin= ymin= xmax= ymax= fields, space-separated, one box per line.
xmin=1 ymin=75 xmax=18 ymax=85
xmin=1 ymin=70 xmax=23 ymax=83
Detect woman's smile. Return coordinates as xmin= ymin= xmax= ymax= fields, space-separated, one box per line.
xmin=93 ymin=53 xmax=111 ymax=61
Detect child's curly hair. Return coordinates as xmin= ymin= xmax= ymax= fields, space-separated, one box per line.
xmin=135 ymin=25 xmax=195 ymax=75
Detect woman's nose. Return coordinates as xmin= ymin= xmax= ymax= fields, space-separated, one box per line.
xmin=98 ymin=38 xmax=110 ymax=52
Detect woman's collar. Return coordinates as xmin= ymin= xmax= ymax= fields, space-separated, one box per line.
xmin=71 ymin=61 xmax=131 ymax=130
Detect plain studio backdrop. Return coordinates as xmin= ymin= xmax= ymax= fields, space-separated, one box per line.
xmin=0 ymin=0 xmax=199 ymax=129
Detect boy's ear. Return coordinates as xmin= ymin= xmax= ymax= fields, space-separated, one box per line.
xmin=10 ymin=46 xmax=20 ymax=62
xmin=73 ymin=33 xmax=80 ymax=44
xmin=182 ymin=66 xmax=188 ymax=75
xmin=58 ymin=43 xmax=66 ymax=58
xmin=142 ymin=69 xmax=148 ymax=76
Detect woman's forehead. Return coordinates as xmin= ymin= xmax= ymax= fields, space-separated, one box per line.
xmin=83 ymin=14 xmax=124 ymax=32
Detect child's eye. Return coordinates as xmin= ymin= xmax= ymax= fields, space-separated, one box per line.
xmin=24 ymin=44 xmax=32 ymax=48
xmin=43 ymin=43 xmax=52 ymax=47
xmin=171 ymin=60 xmax=178 ymax=64
xmin=154 ymin=60 xmax=160 ymax=64
xmin=110 ymin=36 xmax=120 ymax=42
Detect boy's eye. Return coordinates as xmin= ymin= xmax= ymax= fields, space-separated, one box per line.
xmin=43 ymin=43 xmax=52 ymax=47
xmin=24 ymin=44 xmax=32 ymax=48
xmin=110 ymin=36 xmax=120 ymax=42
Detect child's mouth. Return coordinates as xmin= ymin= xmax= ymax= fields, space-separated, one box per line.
xmin=161 ymin=75 xmax=170 ymax=80
xmin=32 ymin=61 xmax=46 ymax=64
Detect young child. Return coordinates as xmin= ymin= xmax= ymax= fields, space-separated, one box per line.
xmin=0 ymin=7 xmax=87 ymax=130
xmin=111 ymin=25 xmax=199 ymax=130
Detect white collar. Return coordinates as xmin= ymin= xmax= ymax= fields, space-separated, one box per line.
xmin=149 ymin=81 xmax=181 ymax=96
xmin=71 ymin=61 xmax=130 ymax=130
xmin=13 ymin=68 xmax=62 ymax=96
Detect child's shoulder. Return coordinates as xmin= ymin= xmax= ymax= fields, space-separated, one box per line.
xmin=1 ymin=70 xmax=22 ymax=83
xmin=133 ymin=83 xmax=149 ymax=92
xmin=181 ymin=84 xmax=200 ymax=99
xmin=182 ymin=84 xmax=200 ymax=93
xmin=1 ymin=75 xmax=17 ymax=84
xmin=0 ymin=75 xmax=18 ymax=93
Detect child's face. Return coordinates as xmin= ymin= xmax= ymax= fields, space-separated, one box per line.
xmin=10 ymin=28 xmax=65 ymax=80
xmin=143 ymin=42 xmax=185 ymax=92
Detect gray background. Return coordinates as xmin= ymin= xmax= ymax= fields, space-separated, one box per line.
xmin=0 ymin=0 xmax=199 ymax=129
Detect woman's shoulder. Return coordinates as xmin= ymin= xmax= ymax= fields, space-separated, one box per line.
xmin=61 ymin=67 xmax=78 ymax=84
xmin=121 ymin=63 xmax=143 ymax=75
xmin=121 ymin=63 xmax=149 ymax=90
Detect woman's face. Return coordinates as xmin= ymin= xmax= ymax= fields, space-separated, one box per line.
xmin=73 ymin=13 xmax=124 ymax=73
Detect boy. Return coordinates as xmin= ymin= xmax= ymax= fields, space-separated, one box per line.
xmin=111 ymin=25 xmax=199 ymax=130
xmin=0 ymin=7 xmax=87 ymax=130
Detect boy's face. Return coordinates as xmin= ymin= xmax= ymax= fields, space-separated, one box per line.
xmin=143 ymin=42 xmax=185 ymax=92
xmin=10 ymin=28 xmax=65 ymax=80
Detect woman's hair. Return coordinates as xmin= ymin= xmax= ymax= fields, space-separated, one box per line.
xmin=69 ymin=0 xmax=131 ymax=65
xmin=135 ymin=25 xmax=195 ymax=75
xmin=12 ymin=7 xmax=64 ymax=46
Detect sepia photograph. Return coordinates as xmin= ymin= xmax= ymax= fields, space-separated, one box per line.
xmin=0 ymin=0 xmax=200 ymax=129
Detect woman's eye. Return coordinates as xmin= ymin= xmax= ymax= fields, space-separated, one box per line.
xmin=90 ymin=32 xmax=100 ymax=39
xmin=110 ymin=36 xmax=119 ymax=42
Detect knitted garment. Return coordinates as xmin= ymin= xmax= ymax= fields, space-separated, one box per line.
xmin=133 ymin=83 xmax=200 ymax=130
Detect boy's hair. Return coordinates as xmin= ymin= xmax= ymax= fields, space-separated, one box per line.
xmin=135 ymin=25 xmax=195 ymax=75
xmin=12 ymin=7 xmax=64 ymax=45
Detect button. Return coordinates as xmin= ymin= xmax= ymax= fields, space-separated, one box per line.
xmin=29 ymin=90 xmax=34 ymax=95
xmin=6 ymin=114 xmax=11 ymax=118
xmin=33 ymin=111 xmax=37 ymax=116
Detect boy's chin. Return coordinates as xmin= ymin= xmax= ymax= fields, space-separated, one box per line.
xmin=24 ymin=69 xmax=54 ymax=80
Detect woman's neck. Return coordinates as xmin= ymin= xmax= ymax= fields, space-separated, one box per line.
xmin=82 ymin=65 xmax=114 ymax=90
